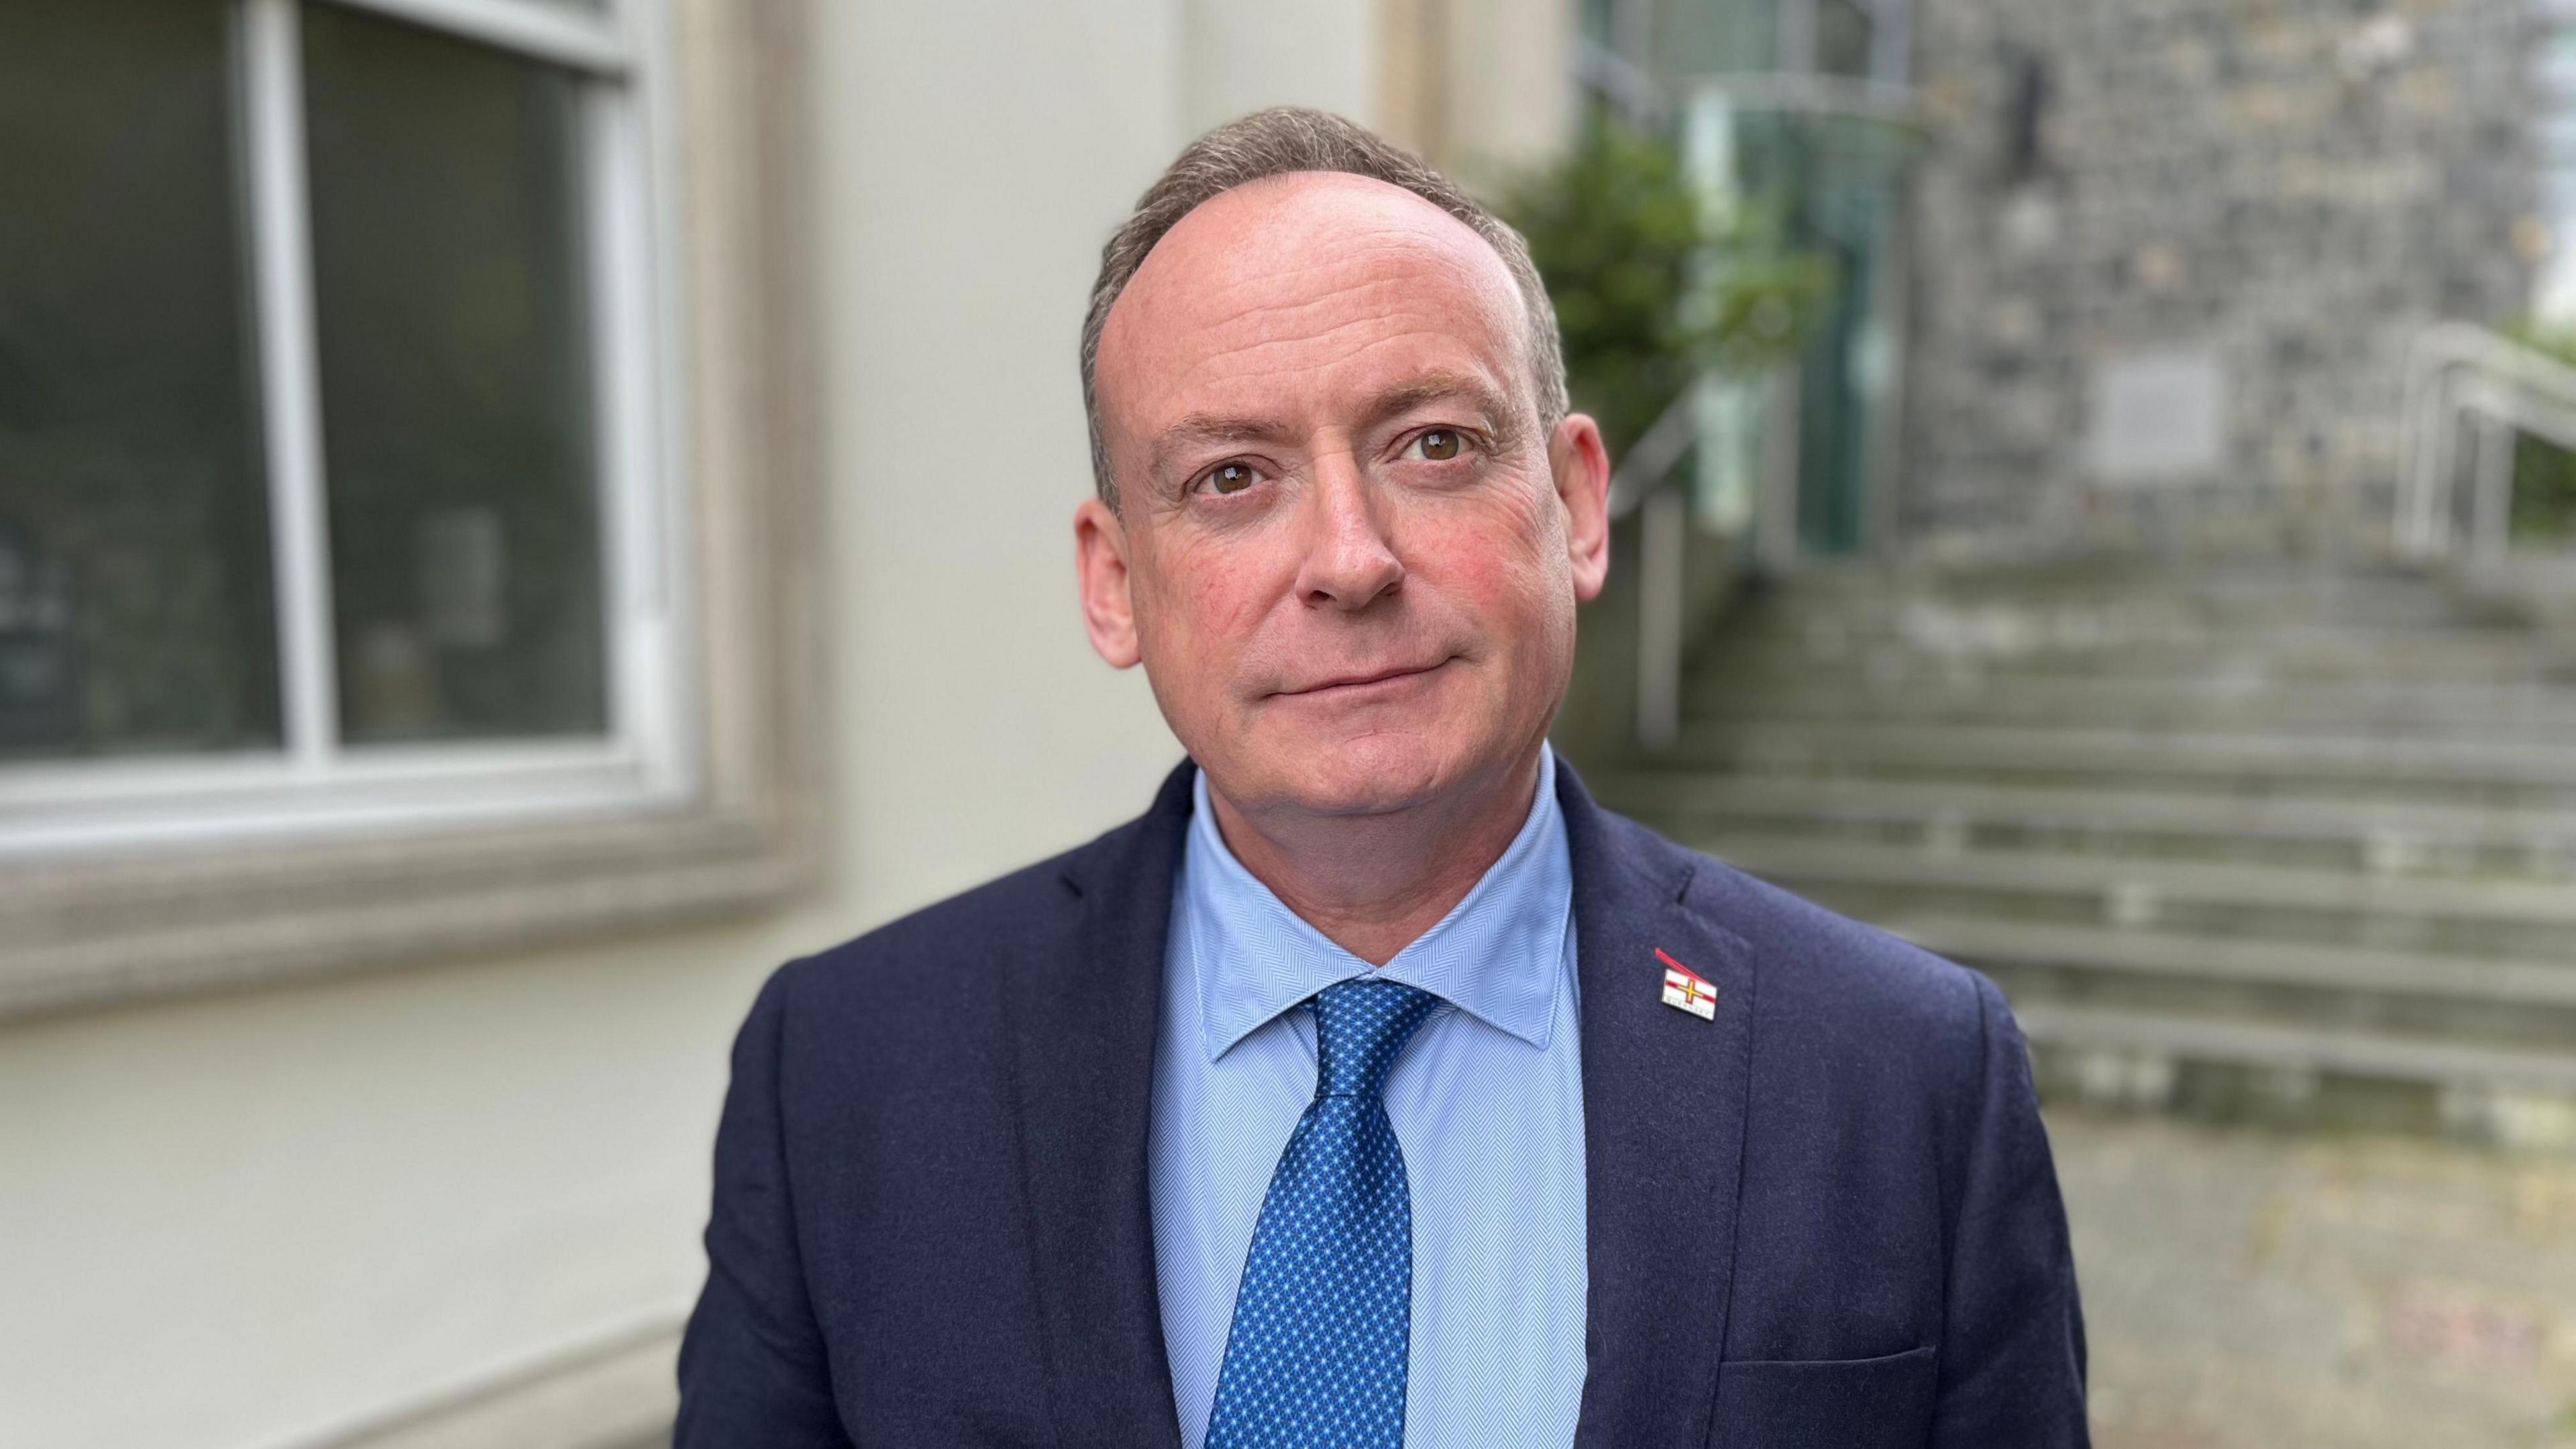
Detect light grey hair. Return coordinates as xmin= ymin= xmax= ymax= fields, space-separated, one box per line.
xmin=1079 ymin=106 xmax=1570 ymax=508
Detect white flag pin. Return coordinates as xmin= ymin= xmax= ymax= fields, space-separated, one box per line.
xmin=1657 ymin=947 xmax=1717 ymax=1020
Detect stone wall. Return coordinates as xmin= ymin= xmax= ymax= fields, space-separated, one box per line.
xmin=1900 ymin=0 xmax=2541 ymax=552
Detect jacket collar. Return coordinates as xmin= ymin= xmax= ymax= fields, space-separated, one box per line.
xmin=1010 ymin=754 xmax=1752 ymax=1449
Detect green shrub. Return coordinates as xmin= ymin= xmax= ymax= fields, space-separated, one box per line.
xmin=1500 ymin=109 xmax=1836 ymax=459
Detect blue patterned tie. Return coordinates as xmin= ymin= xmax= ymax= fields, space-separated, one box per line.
xmin=1205 ymin=977 xmax=1441 ymax=1449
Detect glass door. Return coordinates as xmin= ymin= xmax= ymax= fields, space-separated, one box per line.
xmin=1587 ymin=0 xmax=1923 ymax=561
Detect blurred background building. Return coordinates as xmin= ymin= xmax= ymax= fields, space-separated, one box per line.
xmin=6 ymin=0 xmax=2576 ymax=1446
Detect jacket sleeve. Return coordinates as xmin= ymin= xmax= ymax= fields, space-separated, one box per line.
xmin=1931 ymin=972 xmax=2091 ymax=1447
xmin=675 ymin=963 xmax=853 ymax=1448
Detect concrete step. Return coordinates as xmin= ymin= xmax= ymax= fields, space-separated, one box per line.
xmin=1731 ymin=608 xmax=2534 ymax=649
xmin=1672 ymin=722 xmax=2576 ymax=808
xmin=2012 ymin=1000 xmax=2576 ymax=1099
xmin=1887 ymin=914 xmax=2576 ymax=1009
xmin=1764 ymin=561 xmax=2511 ymax=629
xmin=1880 ymin=915 xmax=2576 ymax=1052
xmin=1595 ymin=771 xmax=2576 ymax=881
xmin=1711 ymin=629 xmax=2576 ymax=685
xmin=1677 ymin=830 xmax=2576 ymax=960
xmin=1682 ymin=670 xmax=2576 ymax=736
xmin=1732 ymin=592 xmax=2495 ymax=640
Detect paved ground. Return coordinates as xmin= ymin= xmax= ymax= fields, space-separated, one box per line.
xmin=2051 ymin=1106 xmax=2576 ymax=1448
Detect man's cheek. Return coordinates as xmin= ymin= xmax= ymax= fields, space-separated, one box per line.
xmin=1187 ymin=573 xmax=1251 ymax=635
xmin=1416 ymin=539 xmax=1535 ymax=625
xmin=1166 ymin=545 xmax=1285 ymax=649
xmin=1138 ymin=575 xmax=1250 ymax=705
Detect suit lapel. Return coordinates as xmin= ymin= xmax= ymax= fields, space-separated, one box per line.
xmin=1010 ymin=761 xmax=1194 ymax=1449
xmin=1561 ymin=763 xmax=1756 ymax=1449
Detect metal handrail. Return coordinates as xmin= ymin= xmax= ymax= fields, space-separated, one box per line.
xmin=1610 ymin=366 xmax=1805 ymax=750
xmin=1607 ymin=386 xmax=1705 ymax=520
xmin=2396 ymin=321 xmax=2576 ymax=564
xmin=1609 ymin=388 xmax=1707 ymax=751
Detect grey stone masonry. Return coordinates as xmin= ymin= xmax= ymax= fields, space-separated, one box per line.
xmin=1902 ymin=0 xmax=2542 ymax=553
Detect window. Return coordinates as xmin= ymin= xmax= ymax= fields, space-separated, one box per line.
xmin=1 ymin=0 xmax=684 ymax=852
xmin=1 ymin=0 xmax=820 ymax=1014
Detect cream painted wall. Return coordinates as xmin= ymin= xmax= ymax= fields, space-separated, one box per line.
xmin=817 ymin=0 xmax=1189 ymax=920
xmin=0 ymin=2 xmax=1390 ymax=1447
xmin=1444 ymin=0 xmax=1578 ymax=179
xmin=1181 ymin=0 xmax=1381 ymax=136
xmin=0 ymin=919 xmax=811 ymax=1449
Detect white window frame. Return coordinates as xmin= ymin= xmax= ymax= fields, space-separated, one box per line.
xmin=0 ymin=0 xmax=690 ymax=858
xmin=1 ymin=0 xmax=823 ymax=1017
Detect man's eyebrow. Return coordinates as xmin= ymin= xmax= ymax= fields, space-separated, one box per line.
xmin=1148 ymin=414 xmax=1301 ymax=477
xmin=1356 ymin=372 xmax=1523 ymax=445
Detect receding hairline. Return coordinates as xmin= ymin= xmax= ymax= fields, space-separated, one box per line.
xmin=1093 ymin=167 xmax=1540 ymax=412
xmin=1114 ymin=166 xmax=1531 ymax=311
xmin=1079 ymin=107 xmax=1568 ymax=511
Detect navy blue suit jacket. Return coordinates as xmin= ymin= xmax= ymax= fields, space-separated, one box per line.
xmin=677 ymin=760 xmax=2088 ymax=1447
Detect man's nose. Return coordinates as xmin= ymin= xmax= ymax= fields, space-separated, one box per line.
xmin=1291 ymin=452 xmax=1403 ymax=611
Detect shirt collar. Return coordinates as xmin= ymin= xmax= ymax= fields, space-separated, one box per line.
xmin=1181 ymin=744 xmax=1572 ymax=1063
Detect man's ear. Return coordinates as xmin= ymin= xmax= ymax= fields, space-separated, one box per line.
xmin=1548 ymin=413 xmax=1613 ymax=602
xmin=1074 ymin=494 xmax=1142 ymax=667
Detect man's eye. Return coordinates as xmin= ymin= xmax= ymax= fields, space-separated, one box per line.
xmin=1199 ymin=462 xmax=1258 ymax=495
xmin=1411 ymin=429 xmax=1464 ymax=461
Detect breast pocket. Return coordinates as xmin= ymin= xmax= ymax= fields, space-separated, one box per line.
xmin=1708 ymin=1345 xmax=1938 ymax=1449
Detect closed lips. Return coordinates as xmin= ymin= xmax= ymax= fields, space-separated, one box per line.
xmin=1281 ymin=660 xmax=1448 ymax=695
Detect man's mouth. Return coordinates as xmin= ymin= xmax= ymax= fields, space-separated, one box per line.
xmin=1275 ymin=658 xmax=1451 ymax=698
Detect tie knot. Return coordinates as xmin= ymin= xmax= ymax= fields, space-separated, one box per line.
xmin=1309 ymin=977 xmax=1440 ymax=1101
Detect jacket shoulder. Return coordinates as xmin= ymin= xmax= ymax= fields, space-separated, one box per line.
xmin=727 ymin=810 xmax=1157 ymax=1120
xmin=780 ymin=810 xmax=1147 ymax=1004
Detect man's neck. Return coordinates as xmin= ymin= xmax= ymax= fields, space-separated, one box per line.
xmin=1203 ymin=747 xmax=1546 ymax=967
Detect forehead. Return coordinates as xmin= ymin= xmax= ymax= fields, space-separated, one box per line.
xmin=1095 ymin=170 xmax=1530 ymax=433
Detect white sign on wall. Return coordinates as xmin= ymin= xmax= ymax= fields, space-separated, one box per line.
xmin=2088 ymin=345 xmax=2229 ymax=487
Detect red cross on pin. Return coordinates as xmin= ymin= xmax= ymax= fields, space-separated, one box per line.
xmin=1656 ymin=947 xmax=1717 ymax=1020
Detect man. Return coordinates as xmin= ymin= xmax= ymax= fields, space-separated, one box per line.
xmin=678 ymin=108 xmax=2087 ymax=1448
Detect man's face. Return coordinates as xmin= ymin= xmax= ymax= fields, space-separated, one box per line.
xmin=1077 ymin=171 xmax=1610 ymax=821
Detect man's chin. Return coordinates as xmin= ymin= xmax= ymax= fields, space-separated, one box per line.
xmin=1247 ymin=730 xmax=1466 ymax=819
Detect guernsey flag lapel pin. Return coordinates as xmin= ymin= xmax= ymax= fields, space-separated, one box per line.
xmin=1657 ymin=947 xmax=1717 ymax=1020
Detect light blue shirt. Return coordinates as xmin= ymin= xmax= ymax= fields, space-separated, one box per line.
xmin=1149 ymin=745 xmax=1587 ymax=1448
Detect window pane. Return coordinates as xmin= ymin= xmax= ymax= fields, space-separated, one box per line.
xmin=0 ymin=0 xmax=282 ymax=763
xmin=301 ymin=3 xmax=608 ymax=745
xmin=1816 ymin=0 xmax=1876 ymax=80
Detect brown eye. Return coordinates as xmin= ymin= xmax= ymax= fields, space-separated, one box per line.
xmin=1415 ymin=429 xmax=1462 ymax=461
xmin=1203 ymin=463 xmax=1256 ymax=495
